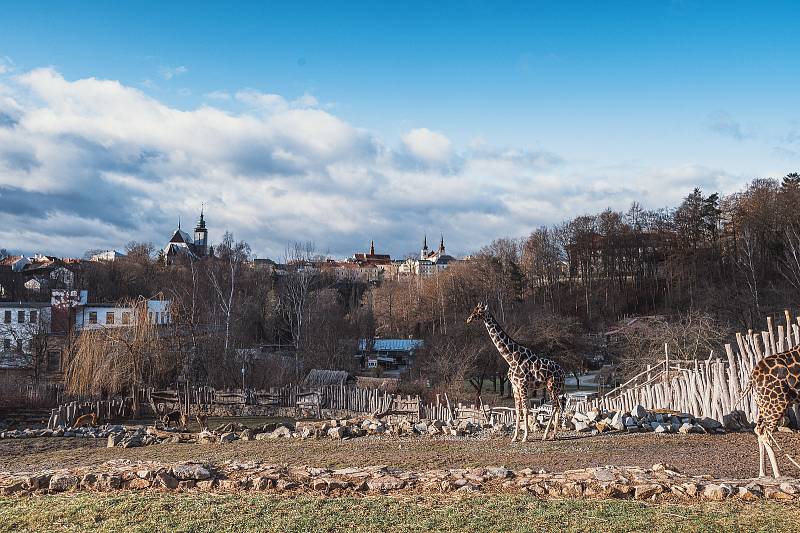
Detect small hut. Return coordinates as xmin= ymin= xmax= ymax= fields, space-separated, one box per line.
xmin=302 ymin=369 xmax=355 ymax=389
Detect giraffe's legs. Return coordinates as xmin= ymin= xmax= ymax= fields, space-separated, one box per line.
xmin=511 ymin=390 xmax=521 ymax=442
xmin=762 ymin=432 xmax=782 ymax=478
xmin=521 ymin=388 xmax=530 ymax=442
xmin=758 ymin=435 xmax=766 ymax=478
xmin=547 ymin=384 xmax=562 ymax=441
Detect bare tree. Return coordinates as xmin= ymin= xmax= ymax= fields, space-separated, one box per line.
xmin=208 ymin=232 xmax=250 ymax=356
xmin=281 ymin=241 xmax=317 ymax=378
xmin=66 ymin=297 xmax=170 ymax=416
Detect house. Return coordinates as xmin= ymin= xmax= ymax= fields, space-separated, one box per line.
xmin=90 ymin=250 xmax=126 ymax=262
xmin=356 ymin=338 xmax=424 ymax=373
xmin=0 ymin=302 xmax=54 ymax=381
xmin=302 ymin=369 xmax=355 ymax=389
xmin=74 ymin=299 xmax=172 ymax=330
xmin=0 ymin=255 xmax=30 ymax=273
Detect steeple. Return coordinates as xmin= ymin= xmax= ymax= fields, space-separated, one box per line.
xmin=439 ymin=234 xmax=445 ymax=254
xmin=421 ymin=233 xmax=429 ymax=260
xmin=369 ymin=240 xmax=375 ymax=256
xmin=193 ymin=204 xmax=208 ymax=256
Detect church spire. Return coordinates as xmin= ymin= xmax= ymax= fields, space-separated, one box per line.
xmin=439 ymin=234 xmax=445 ymax=254
xmin=370 ymin=240 xmax=375 ymax=256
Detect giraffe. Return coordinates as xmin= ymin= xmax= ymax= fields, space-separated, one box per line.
xmin=738 ymin=346 xmax=800 ymax=478
xmin=466 ymin=302 xmax=566 ymax=442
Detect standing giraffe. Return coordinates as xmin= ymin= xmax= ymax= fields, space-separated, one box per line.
xmin=466 ymin=302 xmax=566 ymax=442
xmin=738 ymin=347 xmax=800 ymax=478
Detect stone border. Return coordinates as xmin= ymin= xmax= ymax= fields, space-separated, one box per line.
xmin=1 ymin=461 xmax=799 ymax=502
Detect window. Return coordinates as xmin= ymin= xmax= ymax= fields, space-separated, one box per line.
xmin=47 ymin=351 xmax=60 ymax=372
xmin=2 ymin=339 xmax=9 ymax=350
xmin=106 ymin=312 xmax=115 ymax=325
xmin=154 ymin=312 xmax=159 ymax=324
xmin=88 ymin=311 xmax=97 ymax=325
xmin=122 ymin=312 xmax=131 ymax=325
xmin=3 ymin=311 xmax=10 ymax=324
xmin=30 ymin=310 xmax=37 ymax=324
xmin=17 ymin=311 xmax=24 ymax=323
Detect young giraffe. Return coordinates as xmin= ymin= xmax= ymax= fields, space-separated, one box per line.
xmin=738 ymin=346 xmax=800 ymax=478
xmin=467 ymin=302 xmax=566 ymax=442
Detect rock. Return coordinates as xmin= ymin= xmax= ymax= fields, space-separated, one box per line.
xmin=779 ymin=482 xmax=800 ymax=495
xmin=219 ymin=432 xmax=237 ymax=443
xmin=49 ymin=474 xmax=79 ymax=492
xmin=766 ymin=487 xmax=795 ymax=500
xmin=127 ymin=478 xmax=151 ymax=489
xmin=155 ymin=472 xmax=179 ymax=490
xmin=486 ymin=468 xmax=513 ymax=479
xmin=653 ymin=424 xmax=670 ymax=434
xmin=252 ymin=476 xmax=274 ymax=491
xmin=240 ymin=429 xmax=255 ymax=441
xmin=80 ymin=473 xmax=97 ymax=489
xmin=414 ymin=422 xmax=429 ymax=434
xmin=270 ymin=426 xmax=292 ymax=439
xmin=631 ymin=405 xmax=647 ymax=419
xmin=254 ymin=432 xmax=271 ymax=441
xmin=702 ymin=483 xmax=732 ymax=501
xmin=573 ymin=419 xmax=590 ymax=432
xmin=275 ymin=479 xmax=298 ymax=492
xmin=633 ymin=484 xmax=663 ymax=500
xmin=697 ymin=417 xmax=722 ymax=431
xmin=610 ymin=411 xmax=625 ymax=430
xmin=0 ymin=480 xmax=27 ymax=495
xmin=327 ymin=426 xmax=346 ymax=439
xmin=737 ymin=486 xmax=761 ymax=501
xmin=623 ymin=416 xmax=638 ymax=427
xmin=27 ymin=473 xmax=51 ymax=490
xmin=197 ymin=431 xmax=216 ymax=444
xmin=171 ymin=464 xmax=211 ymax=481
xmin=367 ymin=475 xmax=405 ymax=492
xmin=572 ymin=412 xmax=589 ymax=423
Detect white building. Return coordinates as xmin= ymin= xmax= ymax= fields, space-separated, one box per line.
xmin=398 ymin=235 xmax=456 ymax=277
xmin=90 ymin=250 xmax=126 ymax=262
xmin=75 ymin=299 xmax=171 ymax=330
xmin=0 ymin=302 xmax=50 ymax=356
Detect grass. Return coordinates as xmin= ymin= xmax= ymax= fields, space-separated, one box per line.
xmin=1 ymin=493 xmax=798 ymax=532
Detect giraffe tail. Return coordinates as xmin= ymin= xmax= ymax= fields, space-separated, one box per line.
xmin=733 ymin=379 xmax=755 ymax=410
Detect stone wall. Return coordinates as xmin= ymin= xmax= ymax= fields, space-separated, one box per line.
xmin=2 ymin=461 xmax=798 ymax=502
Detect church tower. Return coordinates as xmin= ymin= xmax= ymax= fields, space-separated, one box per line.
xmin=421 ymin=234 xmax=429 ymax=260
xmin=438 ymin=234 xmax=445 ymax=255
xmin=194 ymin=206 xmax=208 ymax=256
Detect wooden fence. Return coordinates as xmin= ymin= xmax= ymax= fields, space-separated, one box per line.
xmin=584 ymin=310 xmax=800 ymax=427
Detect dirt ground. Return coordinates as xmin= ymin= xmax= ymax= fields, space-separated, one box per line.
xmin=3 ymin=431 xmax=800 ymax=479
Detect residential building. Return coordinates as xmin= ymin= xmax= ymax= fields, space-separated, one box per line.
xmin=90 ymin=250 xmax=126 ymax=262
xmin=356 ymin=338 xmax=424 ymax=374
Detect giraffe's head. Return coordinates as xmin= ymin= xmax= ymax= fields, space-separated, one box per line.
xmin=466 ymin=302 xmax=489 ymax=324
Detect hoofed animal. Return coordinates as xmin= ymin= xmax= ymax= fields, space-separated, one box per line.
xmin=73 ymin=412 xmax=98 ymax=428
xmin=196 ymin=413 xmax=209 ymax=431
xmin=467 ymin=302 xmax=566 ymax=442
xmin=737 ymin=347 xmax=800 ymax=478
xmin=162 ymin=410 xmax=188 ymax=428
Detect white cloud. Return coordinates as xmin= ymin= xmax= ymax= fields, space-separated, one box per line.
xmin=0 ymin=67 xmax=755 ymax=260
xmin=402 ymin=127 xmax=453 ymax=165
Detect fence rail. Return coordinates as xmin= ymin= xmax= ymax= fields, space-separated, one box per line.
xmin=583 ymin=310 xmax=800 ymax=428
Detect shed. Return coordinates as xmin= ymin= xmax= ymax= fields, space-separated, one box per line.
xmin=302 ymin=369 xmax=354 ymax=389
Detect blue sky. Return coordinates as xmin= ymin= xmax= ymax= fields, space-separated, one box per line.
xmin=0 ymin=2 xmax=799 ymax=258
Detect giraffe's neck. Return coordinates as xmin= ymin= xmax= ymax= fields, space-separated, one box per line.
xmin=483 ymin=312 xmax=524 ymax=367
